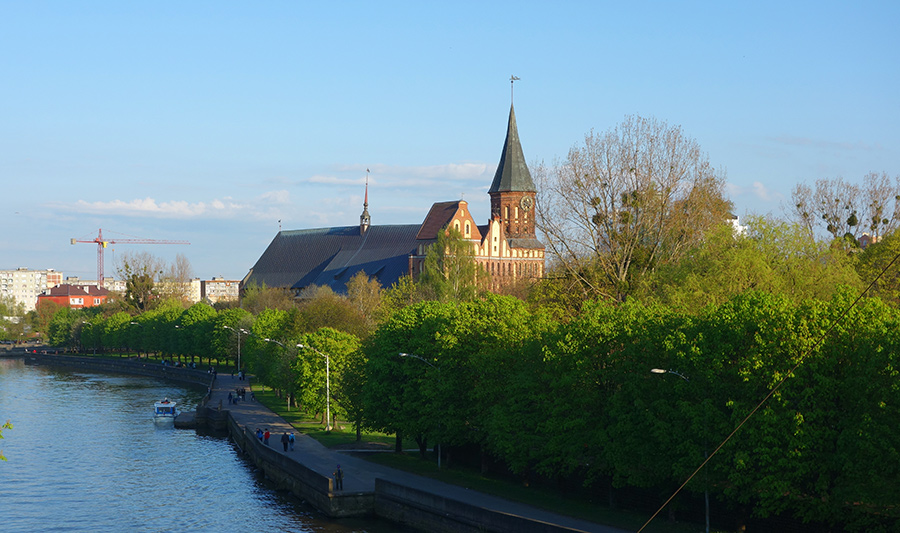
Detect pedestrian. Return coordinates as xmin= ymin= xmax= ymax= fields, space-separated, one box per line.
xmin=263 ymin=429 xmax=270 ymax=446
xmin=333 ymin=464 xmax=343 ymax=491
xmin=288 ymin=432 xmax=295 ymax=451
xmin=256 ymin=428 xmax=263 ymax=441
xmin=227 ymin=392 xmax=233 ymax=404
xmin=281 ymin=432 xmax=289 ymax=452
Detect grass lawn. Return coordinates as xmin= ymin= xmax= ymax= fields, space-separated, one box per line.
xmin=253 ymin=384 xmax=703 ymax=533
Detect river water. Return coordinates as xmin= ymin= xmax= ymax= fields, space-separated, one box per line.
xmin=0 ymin=359 xmax=397 ymax=532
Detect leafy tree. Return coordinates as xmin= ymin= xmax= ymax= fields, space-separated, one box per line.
xmin=856 ymin=227 xmax=900 ymax=306
xmin=240 ymin=283 xmax=295 ymax=314
xmin=294 ymin=285 xmax=369 ymax=338
xmin=379 ymin=275 xmax=422 ymax=320
xmin=246 ymin=308 xmax=290 ymax=386
xmin=295 ymin=328 xmax=360 ymax=428
xmin=179 ymin=302 xmax=217 ymax=363
xmin=346 ymin=271 xmax=383 ymax=331
xmin=47 ymin=307 xmax=77 ymax=347
xmin=418 ymin=227 xmax=489 ymax=302
xmin=102 ymin=312 xmax=133 ymax=353
xmin=643 ymin=216 xmax=861 ymax=312
xmin=536 ymin=115 xmax=733 ymax=302
xmin=30 ymin=299 xmax=63 ymax=336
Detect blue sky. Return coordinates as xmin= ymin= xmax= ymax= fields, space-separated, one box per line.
xmin=2 ymin=1 xmax=898 ymax=282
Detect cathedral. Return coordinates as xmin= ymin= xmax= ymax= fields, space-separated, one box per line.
xmin=242 ymin=103 xmax=544 ymax=296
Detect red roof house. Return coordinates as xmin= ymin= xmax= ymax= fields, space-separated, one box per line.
xmin=38 ymin=284 xmax=110 ymax=309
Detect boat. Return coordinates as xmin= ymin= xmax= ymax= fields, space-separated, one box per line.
xmin=154 ymin=398 xmax=179 ymax=419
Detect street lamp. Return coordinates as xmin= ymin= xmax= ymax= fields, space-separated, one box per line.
xmin=298 ymin=344 xmax=331 ymax=431
xmin=651 ymin=368 xmax=709 ymax=533
xmin=223 ymin=325 xmax=248 ymax=374
xmin=400 ymin=352 xmax=442 ymax=469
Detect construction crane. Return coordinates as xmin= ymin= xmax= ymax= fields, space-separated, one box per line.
xmin=70 ymin=228 xmax=190 ymax=288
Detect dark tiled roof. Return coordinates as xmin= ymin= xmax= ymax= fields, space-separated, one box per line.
xmin=43 ymin=284 xmax=90 ymax=297
xmin=416 ymin=201 xmax=461 ymax=240
xmin=488 ymin=104 xmax=536 ymax=194
xmin=84 ymin=286 xmax=110 ymax=296
xmin=244 ymin=225 xmax=421 ymax=293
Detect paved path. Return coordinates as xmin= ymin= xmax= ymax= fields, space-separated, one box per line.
xmin=210 ymin=373 xmax=628 ymax=533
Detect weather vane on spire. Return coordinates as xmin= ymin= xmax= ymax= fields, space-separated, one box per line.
xmin=510 ymin=75 xmax=520 ymax=103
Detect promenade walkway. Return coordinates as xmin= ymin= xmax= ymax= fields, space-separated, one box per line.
xmin=209 ymin=373 xmax=628 ymax=533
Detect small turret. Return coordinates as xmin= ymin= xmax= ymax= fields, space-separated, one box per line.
xmin=360 ymin=171 xmax=371 ymax=235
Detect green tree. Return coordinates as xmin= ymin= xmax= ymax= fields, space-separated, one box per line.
xmin=346 ymin=271 xmax=383 ymax=332
xmin=179 ymin=302 xmax=217 ymax=363
xmin=856 ymin=228 xmax=900 ymax=306
xmin=418 ymin=227 xmax=489 ymax=302
xmin=295 ymin=328 xmax=360 ymax=428
xmin=240 ymin=283 xmax=295 ymax=314
xmin=644 ymin=216 xmax=861 ymax=312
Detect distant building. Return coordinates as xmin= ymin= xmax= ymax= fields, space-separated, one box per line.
xmin=64 ymin=276 xmax=127 ymax=294
xmin=0 ymin=268 xmax=63 ymax=313
xmin=858 ymin=233 xmax=880 ymax=249
xmin=201 ymin=277 xmax=241 ymax=304
xmin=243 ymin=102 xmax=544 ymax=296
xmin=729 ymin=215 xmax=748 ymax=236
xmin=38 ymin=284 xmax=109 ymax=309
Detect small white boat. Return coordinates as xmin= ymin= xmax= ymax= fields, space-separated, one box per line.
xmin=154 ymin=398 xmax=179 ymax=419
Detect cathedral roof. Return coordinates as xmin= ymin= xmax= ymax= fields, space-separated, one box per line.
xmin=416 ymin=201 xmax=463 ymax=240
xmin=488 ymin=104 xmax=536 ymax=194
xmin=244 ymin=225 xmax=420 ymax=293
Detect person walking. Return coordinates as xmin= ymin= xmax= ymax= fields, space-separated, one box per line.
xmin=288 ymin=432 xmax=295 ymax=451
xmin=280 ymin=432 xmax=289 ymax=452
xmin=333 ymin=464 xmax=344 ymax=491
xmin=263 ymin=429 xmax=270 ymax=446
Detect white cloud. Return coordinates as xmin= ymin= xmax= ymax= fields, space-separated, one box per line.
xmin=750 ymin=181 xmax=781 ymax=202
xmin=46 ymin=191 xmax=294 ymax=221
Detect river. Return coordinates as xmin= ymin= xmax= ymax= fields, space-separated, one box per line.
xmin=0 ymin=358 xmax=398 ymax=532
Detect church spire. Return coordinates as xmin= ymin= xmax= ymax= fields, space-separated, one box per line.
xmin=488 ymin=101 xmax=535 ymax=195
xmin=360 ymin=169 xmax=371 ymax=235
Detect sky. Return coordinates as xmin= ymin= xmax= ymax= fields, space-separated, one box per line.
xmin=2 ymin=1 xmax=898 ymax=282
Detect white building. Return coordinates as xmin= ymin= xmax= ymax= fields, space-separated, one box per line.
xmin=202 ymin=277 xmax=240 ymax=304
xmin=0 ymin=268 xmax=63 ymax=312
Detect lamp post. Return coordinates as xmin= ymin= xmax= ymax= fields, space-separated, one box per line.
xmin=400 ymin=352 xmax=441 ymax=469
xmin=129 ymin=321 xmax=144 ymax=358
xmin=223 ymin=325 xmax=248 ymax=374
xmin=298 ymin=343 xmax=331 ymax=431
xmin=651 ymin=368 xmax=709 ymax=533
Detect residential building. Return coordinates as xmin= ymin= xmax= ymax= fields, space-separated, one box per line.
xmin=201 ymin=277 xmax=240 ymax=304
xmin=0 ymin=268 xmax=63 ymax=313
xmin=37 ymin=284 xmax=109 ymax=309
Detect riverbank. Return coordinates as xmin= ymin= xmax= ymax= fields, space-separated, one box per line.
xmin=23 ymin=353 xmax=625 ymax=533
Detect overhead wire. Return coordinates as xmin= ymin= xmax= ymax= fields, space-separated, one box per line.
xmin=637 ymin=246 xmax=900 ymax=532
